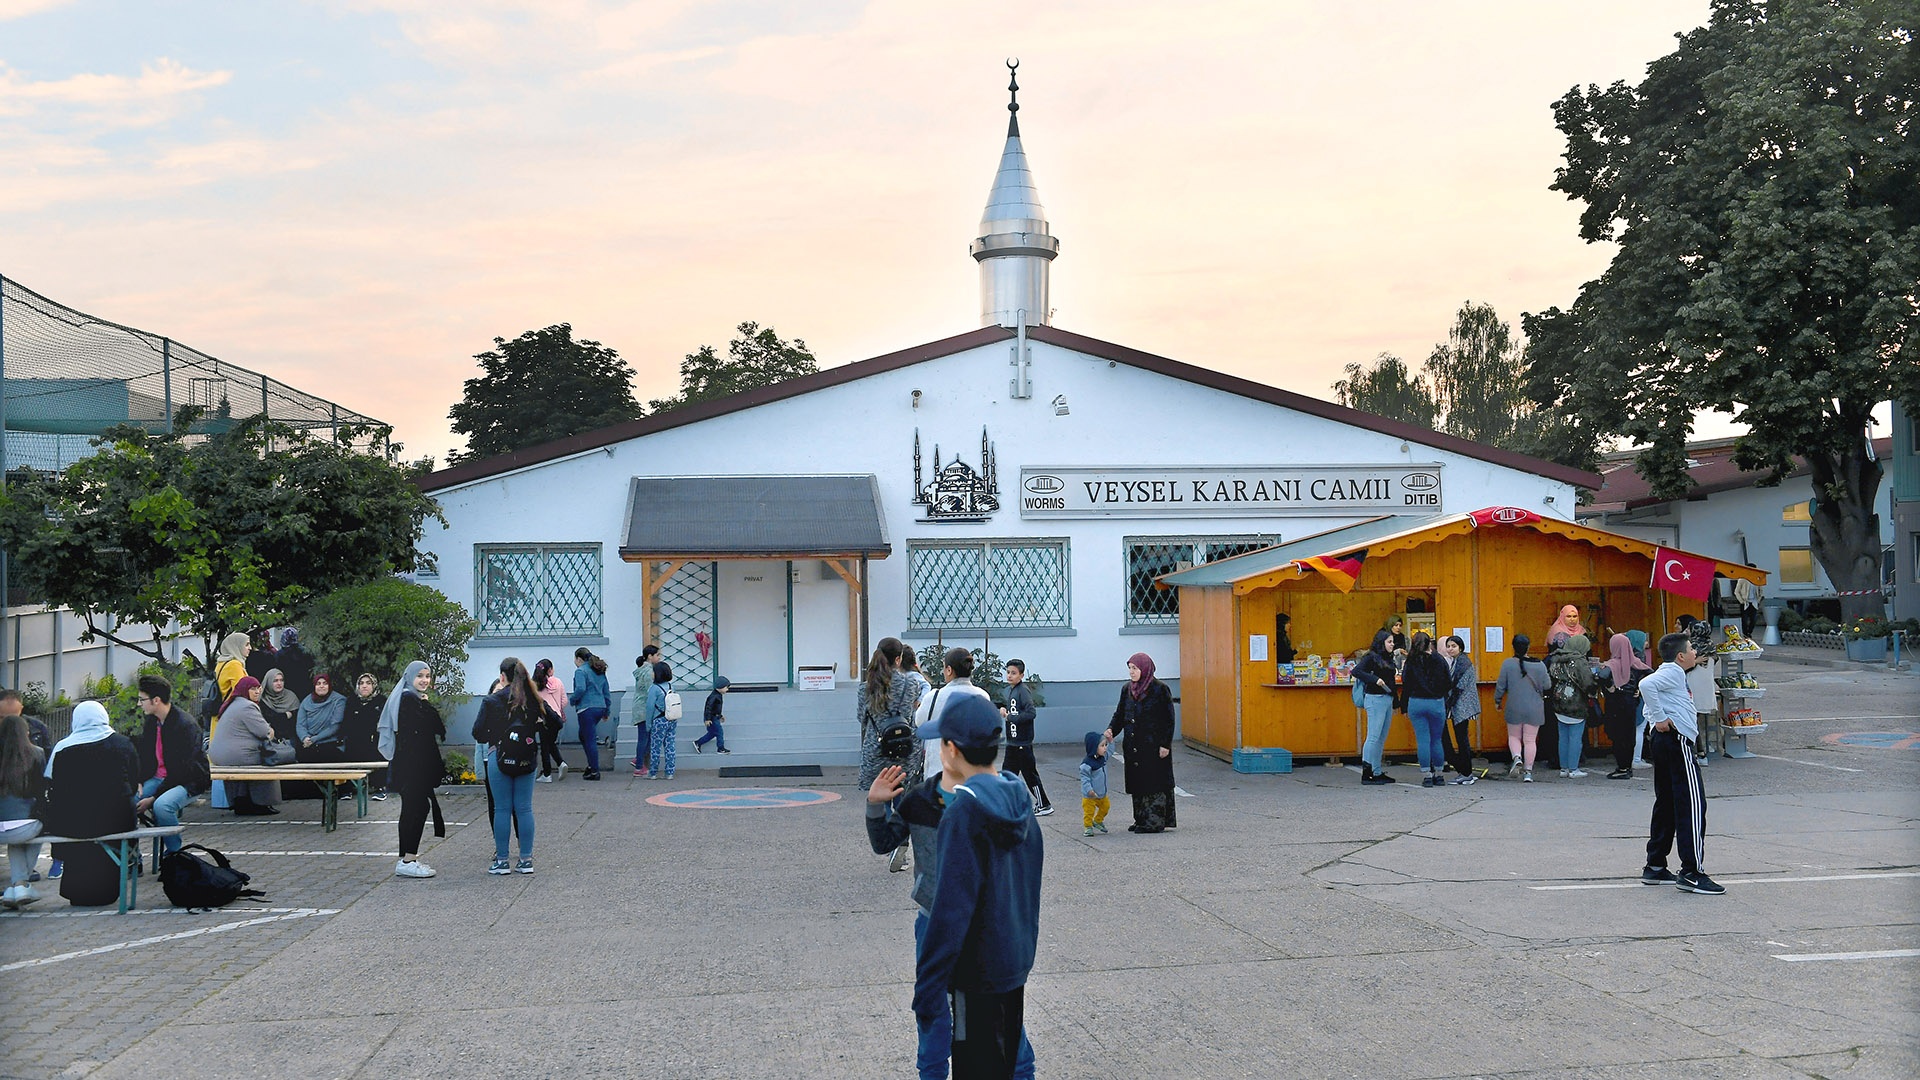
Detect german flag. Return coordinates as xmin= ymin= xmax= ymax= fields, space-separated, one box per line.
xmin=1294 ymin=549 xmax=1368 ymax=592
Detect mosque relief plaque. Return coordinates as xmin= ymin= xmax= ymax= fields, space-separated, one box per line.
xmin=1016 ymin=465 xmax=1444 ymax=518
xmin=912 ymin=427 xmax=1001 ymax=522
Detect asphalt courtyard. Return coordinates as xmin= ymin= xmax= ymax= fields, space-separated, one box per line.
xmin=3 ymin=656 xmax=1915 ymax=1080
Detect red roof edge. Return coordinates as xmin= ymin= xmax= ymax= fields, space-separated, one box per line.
xmin=1026 ymin=326 xmax=1604 ymax=489
xmin=418 ymin=325 xmax=1014 ymax=491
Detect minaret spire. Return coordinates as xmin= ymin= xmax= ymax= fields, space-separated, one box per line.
xmin=971 ymin=59 xmax=1059 ymax=329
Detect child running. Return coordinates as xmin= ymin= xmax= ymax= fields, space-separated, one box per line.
xmin=1079 ymin=731 xmax=1111 ymax=836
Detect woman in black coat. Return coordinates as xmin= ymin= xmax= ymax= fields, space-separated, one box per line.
xmin=1106 ymin=651 xmax=1177 ymax=833
xmin=342 ymin=673 xmax=388 ymax=796
xmin=41 ymin=701 xmax=141 ymax=906
xmin=378 ymin=661 xmax=445 ymax=878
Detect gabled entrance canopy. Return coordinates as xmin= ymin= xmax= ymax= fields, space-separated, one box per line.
xmin=618 ymin=475 xmax=891 ymax=681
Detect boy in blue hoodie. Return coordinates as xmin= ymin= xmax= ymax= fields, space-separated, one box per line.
xmin=913 ymin=693 xmax=1044 ymax=1080
xmin=1079 ymin=731 xmax=1111 ymax=836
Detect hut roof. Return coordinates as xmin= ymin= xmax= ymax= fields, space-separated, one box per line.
xmin=1158 ymin=507 xmax=1767 ymax=594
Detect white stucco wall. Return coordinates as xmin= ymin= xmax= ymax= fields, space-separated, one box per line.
xmin=419 ymin=337 xmax=1576 ymax=694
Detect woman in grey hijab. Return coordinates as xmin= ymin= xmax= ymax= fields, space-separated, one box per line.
xmin=379 ymin=661 xmax=445 ymax=877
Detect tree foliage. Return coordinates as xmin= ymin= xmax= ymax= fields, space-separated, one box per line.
xmin=0 ymin=416 xmax=442 ymax=665
xmin=1522 ymin=0 xmax=1918 ymax=617
xmin=650 ymin=322 xmax=819 ymax=413
xmin=299 ymin=577 xmax=477 ymax=693
xmin=1332 ymin=352 xmax=1439 ymax=429
xmin=448 ymin=324 xmax=643 ymax=462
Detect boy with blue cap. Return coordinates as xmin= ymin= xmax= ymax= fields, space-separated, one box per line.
xmin=911 ymin=693 xmax=1045 ymax=1079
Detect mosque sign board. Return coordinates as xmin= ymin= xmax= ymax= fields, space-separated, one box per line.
xmin=1016 ymin=465 xmax=1444 ymax=518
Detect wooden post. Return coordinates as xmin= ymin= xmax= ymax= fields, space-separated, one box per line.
xmin=859 ymin=554 xmax=871 ymax=673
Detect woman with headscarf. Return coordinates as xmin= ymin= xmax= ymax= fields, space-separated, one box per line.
xmin=258 ymin=669 xmax=301 ymax=741
xmin=1495 ymin=635 xmax=1550 ymax=782
xmin=1351 ymin=630 xmax=1400 ymax=785
xmin=1600 ymin=633 xmax=1652 ymax=779
xmin=40 ymin=701 xmax=141 ymax=905
xmin=214 ymin=632 xmax=252 ymax=701
xmin=341 ymin=674 xmax=388 ymax=799
xmin=533 ymin=658 xmax=571 ymax=782
xmin=296 ymin=673 xmax=348 ymax=767
xmin=1546 ymin=605 xmax=1585 ymax=650
xmin=1381 ymin=617 xmax=1409 ymax=656
xmin=209 ymin=676 xmax=282 ymax=815
xmin=1105 ymin=652 xmax=1177 ymax=833
xmin=1624 ymin=630 xmax=1653 ymax=768
xmin=379 ymin=661 xmax=445 ymax=878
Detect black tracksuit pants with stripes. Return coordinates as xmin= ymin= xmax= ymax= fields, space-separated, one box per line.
xmin=1646 ymin=727 xmax=1707 ymax=875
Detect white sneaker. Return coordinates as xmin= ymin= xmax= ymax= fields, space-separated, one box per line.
xmin=394 ymin=859 xmax=436 ymax=878
xmin=1632 ymin=760 xmax=1653 ymax=770
xmin=1559 ymin=769 xmax=1570 ymax=778
xmin=887 ymin=846 xmax=911 ymax=873
xmin=535 ymin=773 xmax=554 ymax=783
xmin=555 ymin=763 xmax=567 ymax=781
xmin=1567 ymin=769 xmax=1589 ymax=778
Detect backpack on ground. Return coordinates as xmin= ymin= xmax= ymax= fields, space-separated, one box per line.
xmin=662 ymin=689 xmax=683 ymax=722
xmin=161 ymin=843 xmax=266 ymax=909
xmin=494 ymin=705 xmax=542 ymax=777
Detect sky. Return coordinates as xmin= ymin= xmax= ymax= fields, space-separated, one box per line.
xmin=0 ymin=0 xmax=1736 ymax=465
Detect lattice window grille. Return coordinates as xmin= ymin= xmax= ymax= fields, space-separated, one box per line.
xmin=475 ymin=544 xmax=602 ymax=638
xmin=908 ymin=540 xmax=1070 ymax=630
xmin=1124 ymin=535 xmax=1276 ymax=626
xmin=656 ymin=562 xmax=717 ymax=691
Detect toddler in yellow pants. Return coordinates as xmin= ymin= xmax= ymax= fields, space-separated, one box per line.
xmin=1080 ymin=731 xmax=1112 ymax=836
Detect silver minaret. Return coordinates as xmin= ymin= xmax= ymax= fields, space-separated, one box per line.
xmin=970 ymin=60 xmax=1059 ymax=329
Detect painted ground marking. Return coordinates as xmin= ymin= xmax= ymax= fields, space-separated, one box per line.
xmin=1530 ymin=870 xmax=1920 ymax=891
xmin=1819 ymin=732 xmax=1920 ymax=750
xmin=646 ymin=787 xmax=842 ymax=809
xmin=0 ymin=908 xmax=339 ymax=972
xmin=1772 ymin=948 xmax=1920 ymax=963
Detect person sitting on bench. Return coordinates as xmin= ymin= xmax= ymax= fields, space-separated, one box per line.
xmin=42 ymin=701 xmax=141 ymax=907
xmin=134 ymin=675 xmax=209 ymax=856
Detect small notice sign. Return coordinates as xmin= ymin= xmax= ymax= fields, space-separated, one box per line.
xmin=1249 ymin=635 xmax=1269 ymax=662
xmin=797 ymin=666 xmax=836 ymax=691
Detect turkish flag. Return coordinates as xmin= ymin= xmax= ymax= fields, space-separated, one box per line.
xmin=1651 ymin=547 xmax=1716 ymax=601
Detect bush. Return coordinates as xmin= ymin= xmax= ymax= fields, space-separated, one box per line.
xmin=441 ymin=749 xmax=476 ymax=785
xmin=1844 ymin=615 xmax=1892 ymax=641
xmin=82 ymin=662 xmax=198 ymax=735
xmin=19 ymin=682 xmax=72 ymax=716
xmin=1776 ymin=607 xmax=1806 ymax=633
xmin=917 ymin=643 xmax=1046 ymax=707
xmin=1801 ymin=615 xmax=1841 ymax=635
xmin=301 ymin=577 xmax=477 ymax=695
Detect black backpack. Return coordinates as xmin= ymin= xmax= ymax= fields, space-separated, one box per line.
xmin=161 ymin=844 xmax=266 ymax=909
xmin=494 ymin=705 xmax=542 ymax=777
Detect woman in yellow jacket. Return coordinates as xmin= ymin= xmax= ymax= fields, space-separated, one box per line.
xmin=215 ymin=633 xmax=251 ymax=700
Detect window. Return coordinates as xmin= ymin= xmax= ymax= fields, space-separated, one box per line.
xmin=1782 ymin=500 xmax=1812 ymax=523
xmin=907 ymin=539 xmax=1070 ymax=630
xmin=1913 ymin=535 xmax=1920 ymax=584
xmin=1125 ymin=535 xmax=1277 ymax=626
xmin=1778 ymin=547 xmax=1815 ymax=585
xmin=475 ymin=544 xmax=602 ymax=638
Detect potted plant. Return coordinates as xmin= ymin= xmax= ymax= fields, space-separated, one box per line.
xmin=1844 ymin=615 xmax=1891 ymax=662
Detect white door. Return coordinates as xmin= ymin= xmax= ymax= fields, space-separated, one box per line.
xmin=717 ymin=560 xmax=789 ymax=684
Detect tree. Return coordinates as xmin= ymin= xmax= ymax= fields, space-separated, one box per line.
xmin=1332 ymin=352 xmax=1439 ymax=429
xmin=1522 ymin=0 xmax=1919 ymax=619
xmin=650 ymin=321 xmax=819 ymax=413
xmin=448 ymin=324 xmax=643 ymax=462
xmin=1425 ymin=302 xmax=1581 ymax=463
xmin=299 ymin=577 xmax=477 ymax=693
xmin=0 ymin=416 xmax=443 ymax=665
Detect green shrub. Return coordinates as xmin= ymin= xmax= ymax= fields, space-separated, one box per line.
xmin=441 ymin=749 xmax=476 ymax=784
xmin=301 ymin=577 xmax=477 ymax=696
xmin=916 ymin=643 xmax=1045 ymax=707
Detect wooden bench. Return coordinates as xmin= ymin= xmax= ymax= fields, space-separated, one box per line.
xmin=210 ymin=763 xmax=385 ymax=832
xmin=31 ymin=826 xmax=188 ymax=914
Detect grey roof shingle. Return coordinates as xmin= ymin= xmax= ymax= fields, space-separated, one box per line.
xmin=618 ymin=475 xmax=890 ymax=559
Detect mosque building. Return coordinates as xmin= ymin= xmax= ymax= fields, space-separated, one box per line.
xmin=416 ymin=68 xmax=1600 ymax=761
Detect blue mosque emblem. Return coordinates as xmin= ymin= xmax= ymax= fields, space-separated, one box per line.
xmin=912 ymin=427 xmax=1000 ymax=522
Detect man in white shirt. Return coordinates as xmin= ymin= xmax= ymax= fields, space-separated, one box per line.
xmin=1638 ymin=632 xmax=1723 ymax=895
xmin=916 ymin=648 xmax=992 ymax=777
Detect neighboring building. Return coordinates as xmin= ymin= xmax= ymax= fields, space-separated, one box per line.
xmin=1581 ymin=436 xmax=1895 ymax=614
xmin=414 ymin=78 xmax=1600 ymax=755
xmin=1893 ymin=402 xmax=1918 ymax=622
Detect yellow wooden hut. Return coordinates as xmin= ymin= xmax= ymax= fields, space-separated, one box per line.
xmin=1159 ymin=507 xmax=1766 ymax=768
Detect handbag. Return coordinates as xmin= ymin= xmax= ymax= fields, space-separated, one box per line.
xmin=263 ymin=739 xmax=298 ymax=766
